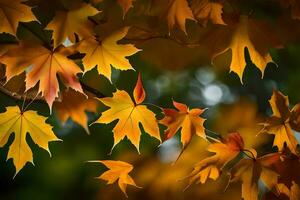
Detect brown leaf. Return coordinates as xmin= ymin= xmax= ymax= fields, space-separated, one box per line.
xmin=46 ymin=3 xmax=100 ymax=48
xmin=187 ymin=132 xmax=244 ymax=186
xmin=166 ymin=0 xmax=195 ymax=34
xmin=53 ymin=89 xmax=98 ymax=134
xmin=191 ymin=0 xmax=225 ymax=26
xmin=230 ymin=151 xmax=280 ymax=200
xmin=262 ymin=90 xmax=300 ymax=155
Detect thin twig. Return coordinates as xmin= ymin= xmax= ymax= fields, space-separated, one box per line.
xmin=80 ymin=80 xmax=106 ymax=98
xmin=242 ymin=149 xmax=256 ymax=159
xmin=23 ymin=92 xmax=40 ymax=112
xmin=0 ymin=81 xmax=106 ymax=102
xmin=124 ymin=25 xmax=202 ymax=47
xmin=0 ymin=83 xmax=43 ymax=101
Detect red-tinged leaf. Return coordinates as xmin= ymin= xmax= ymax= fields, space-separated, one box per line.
xmin=160 ymin=101 xmax=206 ymax=148
xmin=133 ymin=73 xmax=145 ymax=104
xmin=0 ymin=42 xmax=83 ymax=111
xmin=186 ymin=132 xmax=244 ymax=186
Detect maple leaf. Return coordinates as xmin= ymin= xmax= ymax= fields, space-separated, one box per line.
xmin=166 ymin=0 xmax=195 ymax=34
xmin=204 ymin=15 xmax=281 ymax=82
xmin=220 ymin=15 xmax=275 ymax=82
xmin=117 ymin=0 xmax=134 ymax=17
xmin=0 ymin=0 xmax=36 ymax=36
xmin=77 ymin=27 xmax=140 ymax=81
xmin=230 ymin=150 xmax=280 ymax=200
xmin=261 ymin=90 xmax=300 ymax=155
xmin=90 ymin=160 xmax=140 ymax=197
xmin=93 ymin=74 xmax=161 ymax=152
xmin=277 ymin=182 xmax=300 ymax=200
xmin=0 ymin=106 xmax=61 ymax=175
xmin=186 ymin=132 xmax=244 ymax=186
xmin=290 ymin=103 xmax=300 ymax=132
xmin=160 ymin=100 xmax=206 ymax=148
xmin=191 ymin=0 xmax=225 ymax=26
xmin=46 ymin=3 xmax=100 ymax=48
xmin=53 ymin=89 xmax=98 ymax=134
xmin=0 ymin=42 xmax=83 ymax=110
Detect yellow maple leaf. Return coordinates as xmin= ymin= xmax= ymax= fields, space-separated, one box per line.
xmin=219 ymin=15 xmax=274 ymax=82
xmin=191 ymin=0 xmax=225 ymax=26
xmin=46 ymin=3 xmax=100 ymax=48
xmin=0 ymin=106 xmax=61 ymax=175
xmin=204 ymin=15 xmax=281 ymax=82
xmin=93 ymin=74 xmax=161 ymax=152
xmin=262 ymin=90 xmax=300 ymax=155
xmin=77 ymin=27 xmax=140 ymax=81
xmin=0 ymin=42 xmax=83 ymax=110
xmin=166 ymin=0 xmax=195 ymax=34
xmin=0 ymin=0 xmax=36 ymax=35
xmin=186 ymin=132 xmax=244 ymax=186
xmin=53 ymin=89 xmax=98 ymax=134
xmin=90 ymin=160 xmax=140 ymax=197
xmin=230 ymin=150 xmax=280 ymax=200
xmin=160 ymin=100 xmax=206 ymax=148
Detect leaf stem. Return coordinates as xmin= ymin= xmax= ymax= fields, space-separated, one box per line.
xmin=79 ymin=80 xmax=106 ymax=98
xmin=141 ymin=102 xmax=162 ymax=110
xmin=0 ymin=80 xmax=106 ymax=104
xmin=242 ymin=149 xmax=256 ymax=160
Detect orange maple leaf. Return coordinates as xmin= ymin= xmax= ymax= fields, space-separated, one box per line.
xmin=160 ymin=100 xmax=206 ymax=149
xmin=186 ymin=132 xmax=244 ymax=186
xmin=0 ymin=0 xmax=36 ymax=35
xmin=93 ymin=74 xmax=161 ymax=152
xmin=230 ymin=150 xmax=280 ymax=200
xmin=89 ymin=160 xmax=140 ymax=197
xmin=191 ymin=0 xmax=225 ymax=26
xmin=0 ymin=42 xmax=83 ymax=110
xmin=46 ymin=3 xmax=100 ymax=48
xmin=166 ymin=0 xmax=195 ymax=34
xmin=261 ymin=90 xmax=300 ymax=155
xmin=53 ymin=89 xmax=98 ymax=134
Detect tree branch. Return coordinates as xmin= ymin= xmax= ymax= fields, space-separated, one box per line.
xmin=0 ymin=81 xmax=106 ymax=103
xmin=124 ymin=25 xmax=202 ymax=48
xmin=80 ymin=80 xmax=106 ymax=98
xmin=0 ymin=21 xmax=199 ymax=103
xmin=0 ymin=83 xmax=43 ymax=101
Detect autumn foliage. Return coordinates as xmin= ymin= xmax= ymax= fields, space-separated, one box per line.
xmin=0 ymin=0 xmax=300 ymax=199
